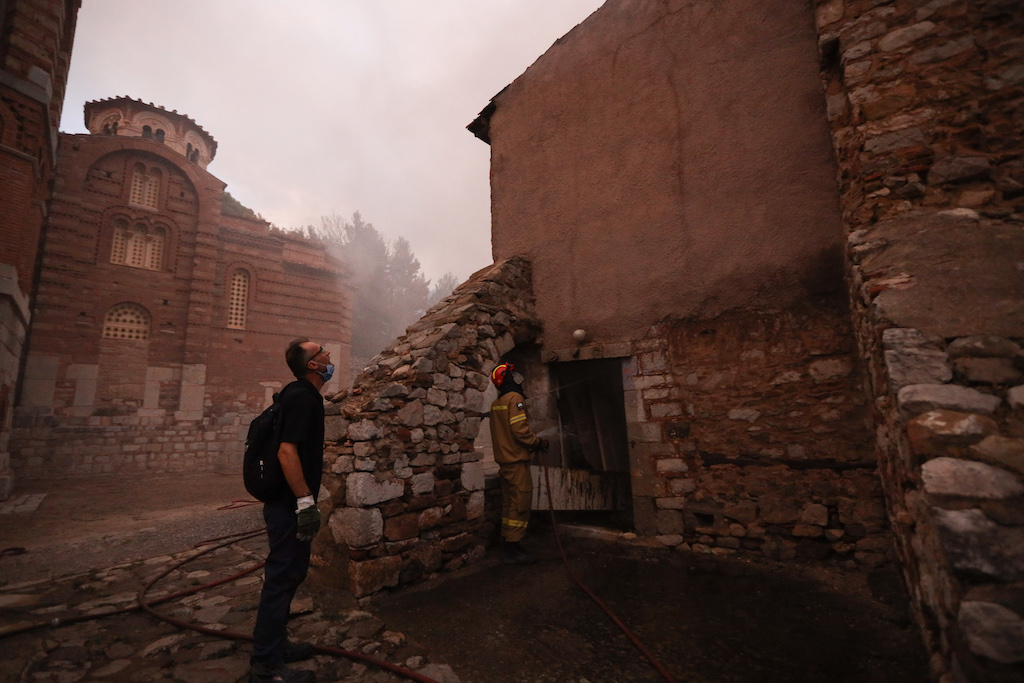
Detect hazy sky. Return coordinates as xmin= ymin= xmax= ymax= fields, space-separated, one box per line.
xmin=59 ymin=1 xmax=606 ymax=284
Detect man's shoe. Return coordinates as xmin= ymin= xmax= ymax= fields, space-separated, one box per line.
xmin=501 ymin=542 xmax=537 ymax=565
xmin=283 ymin=640 xmax=315 ymax=663
xmin=250 ymin=661 xmax=316 ymax=683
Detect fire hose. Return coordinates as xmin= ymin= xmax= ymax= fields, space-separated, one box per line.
xmin=1 ymin=527 xmax=441 ymax=683
xmin=542 ymin=463 xmax=678 ymax=683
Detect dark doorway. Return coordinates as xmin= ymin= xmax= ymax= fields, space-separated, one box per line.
xmin=533 ymin=358 xmax=631 ymax=517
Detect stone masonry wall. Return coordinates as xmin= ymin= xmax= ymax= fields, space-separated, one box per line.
xmin=12 ymin=411 xmax=250 ymax=476
xmin=622 ymin=298 xmax=890 ymax=567
xmin=814 ymin=0 xmax=1024 ymax=679
xmin=313 ymin=257 xmax=540 ymax=598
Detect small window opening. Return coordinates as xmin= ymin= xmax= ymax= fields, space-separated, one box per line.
xmin=103 ymin=303 xmax=150 ymax=340
xmin=155 ymin=129 xmax=165 ymax=143
xmin=227 ymin=269 xmax=249 ymax=329
xmin=142 ymin=125 xmax=153 ymax=138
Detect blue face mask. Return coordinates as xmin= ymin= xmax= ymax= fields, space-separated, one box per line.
xmin=315 ymin=363 xmax=335 ymax=382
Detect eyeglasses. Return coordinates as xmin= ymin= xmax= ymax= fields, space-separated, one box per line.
xmin=307 ymin=345 xmax=325 ymax=364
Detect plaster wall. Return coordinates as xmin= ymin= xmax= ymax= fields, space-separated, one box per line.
xmin=488 ymin=0 xmax=844 ymax=352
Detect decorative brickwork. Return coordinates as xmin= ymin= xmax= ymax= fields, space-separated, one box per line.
xmin=813 ymin=0 xmax=1024 ymax=679
xmin=313 ymin=257 xmax=539 ymax=598
xmin=10 ymin=98 xmax=350 ymax=480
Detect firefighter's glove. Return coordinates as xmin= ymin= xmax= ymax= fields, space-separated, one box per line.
xmin=296 ymin=496 xmax=321 ymax=541
xmin=535 ymin=438 xmax=550 ymax=452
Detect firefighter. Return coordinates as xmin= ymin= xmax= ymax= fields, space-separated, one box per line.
xmin=489 ymin=362 xmax=548 ymax=564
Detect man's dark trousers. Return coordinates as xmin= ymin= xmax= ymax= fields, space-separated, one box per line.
xmin=251 ymin=496 xmax=311 ymax=666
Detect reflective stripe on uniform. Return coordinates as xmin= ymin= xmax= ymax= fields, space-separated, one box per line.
xmin=492 ymin=405 xmax=508 ymax=411
xmin=509 ymin=414 xmax=527 ymax=424
xmin=502 ymin=518 xmax=528 ymax=528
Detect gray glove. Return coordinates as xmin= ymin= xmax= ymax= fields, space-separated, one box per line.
xmin=296 ymin=505 xmax=321 ymax=542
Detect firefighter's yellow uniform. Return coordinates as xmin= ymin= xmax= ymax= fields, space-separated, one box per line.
xmin=489 ymin=390 xmax=540 ymax=543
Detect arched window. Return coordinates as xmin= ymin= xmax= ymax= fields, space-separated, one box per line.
xmin=129 ymin=164 xmax=160 ymax=210
xmin=227 ymin=269 xmax=249 ymax=329
xmin=129 ymin=163 xmax=146 ymax=205
xmin=155 ymin=129 xmax=165 ymax=143
xmin=102 ymin=303 xmax=150 ymax=340
xmin=110 ymin=220 xmax=165 ymax=271
xmin=147 ymin=226 xmax=166 ymax=271
xmin=110 ymin=218 xmax=129 ymax=264
xmin=142 ymin=125 xmax=153 ymax=139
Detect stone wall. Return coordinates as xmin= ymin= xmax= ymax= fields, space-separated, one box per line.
xmin=814 ymin=0 xmax=1024 ymax=679
xmin=313 ymin=257 xmax=540 ymax=598
xmin=622 ymin=299 xmax=890 ymax=567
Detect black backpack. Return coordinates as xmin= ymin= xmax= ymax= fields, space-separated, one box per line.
xmin=242 ymin=393 xmax=285 ymax=502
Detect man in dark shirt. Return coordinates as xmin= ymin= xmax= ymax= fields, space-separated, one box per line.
xmin=250 ymin=339 xmax=330 ymax=683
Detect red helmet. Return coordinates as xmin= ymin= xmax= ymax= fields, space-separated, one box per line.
xmin=490 ymin=362 xmax=514 ymax=388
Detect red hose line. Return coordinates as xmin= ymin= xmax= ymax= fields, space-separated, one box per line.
xmin=137 ymin=529 xmax=442 ymax=683
xmin=542 ymin=464 xmax=678 ymax=683
xmin=0 ymin=533 xmax=265 ymax=640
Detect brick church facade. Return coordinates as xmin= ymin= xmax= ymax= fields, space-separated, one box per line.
xmin=9 ymin=96 xmax=350 ymax=478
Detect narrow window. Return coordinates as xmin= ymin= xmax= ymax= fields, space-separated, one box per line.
xmin=143 ymin=168 xmax=161 ymax=208
xmin=110 ymin=219 xmax=129 ymax=264
xmin=142 ymin=125 xmax=153 ymax=138
xmin=129 ymin=165 xmax=160 ymax=210
xmin=147 ymin=227 xmax=165 ymax=271
xmin=126 ymin=224 xmax=148 ymax=267
xmin=155 ymin=129 xmax=165 ymax=143
xmin=103 ymin=303 xmax=150 ymax=340
xmin=227 ymin=269 xmax=249 ymax=329
xmin=129 ymin=163 xmax=147 ymax=206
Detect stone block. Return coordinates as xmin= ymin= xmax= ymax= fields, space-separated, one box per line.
xmin=760 ymin=496 xmax=800 ymax=524
xmin=426 ymin=388 xmax=447 ymax=407
xmin=418 ymin=506 xmax=443 ymax=529
xmin=346 ymin=472 xmax=404 ymax=506
xmin=384 ymin=512 xmax=420 ymax=542
xmin=954 ymin=358 xmax=1021 ymax=385
xmin=724 ymin=500 xmax=757 ymax=525
xmin=884 ymin=327 xmax=937 ymax=352
xmin=324 ymin=416 xmax=350 ymax=442
xmin=792 ymin=524 xmax=823 ymax=538
xmin=655 ymin=509 xmax=684 ymax=535
xmin=905 ymin=409 xmax=999 ymax=455
xmin=970 ymin=436 xmax=1024 ymax=477
xmin=928 ymin=155 xmax=991 ymax=185
xmin=348 ymin=556 xmax=401 ymax=598
xmin=727 ymin=408 xmax=760 ymax=422
xmin=947 ymin=335 xmax=1021 ymax=359
xmin=655 ymin=458 xmax=688 ymax=474
xmin=878 ymin=21 xmax=935 ymax=52
xmin=897 ymin=383 xmax=1002 ymax=416
xmin=348 ymin=419 xmax=382 ymax=442
xmin=655 ymin=497 xmax=687 ymax=510
xmin=352 ymin=441 xmax=376 ymax=457
xmin=397 ymin=400 xmax=424 ymax=427
xmin=455 ymin=461 xmax=482 ymax=492
xmin=808 ymin=358 xmax=853 ymax=382
xmin=411 ymin=472 xmax=434 ymax=495
xmin=329 ymin=507 xmax=382 ymax=547
xmin=958 ymin=601 xmax=1024 ymax=664
xmin=884 ymin=348 xmax=951 ymax=389
xmin=799 ymin=503 xmax=829 ymax=526
xmin=922 ymin=457 xmax=1024 ymax=499
xmin=933 ymin=508 xmax=1024 ymax=582
xmin=423 ymin=405 xmax=442 ymax=426
xmin=466 ymin=491 xmax=485 ymax=519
